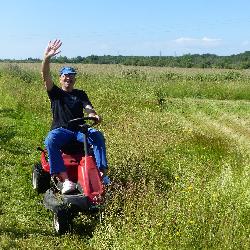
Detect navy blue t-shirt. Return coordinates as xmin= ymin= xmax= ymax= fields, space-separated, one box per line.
xmin=47 ymin=85 xmax=92 ymax=130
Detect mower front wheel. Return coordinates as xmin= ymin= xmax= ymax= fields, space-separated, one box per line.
xmin=53 ymin=208 xmax=72 ymax=235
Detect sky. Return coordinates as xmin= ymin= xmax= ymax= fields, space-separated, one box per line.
xmin=1 ymin=0 xmax=250 ymax=59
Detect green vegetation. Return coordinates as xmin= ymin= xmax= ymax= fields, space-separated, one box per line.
xmin=0 ymin=63 xmax=249 ymax=249
xmin=2 ymin=50 xmax=250 ymax=69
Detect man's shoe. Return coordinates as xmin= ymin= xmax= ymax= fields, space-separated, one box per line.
xmin=61 ymin=180 xmax=76 ymax=194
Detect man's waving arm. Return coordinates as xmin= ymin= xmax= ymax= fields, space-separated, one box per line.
xmin=41 ymin=39 xmax=62 ymax=91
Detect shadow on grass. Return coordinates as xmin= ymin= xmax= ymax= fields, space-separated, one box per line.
xmin=0 ymin=107 xmax=24 ymax=120
xmin=0 ymin=109 xmax=18 ymax=146
xmin=72 ymin=215 xmax=99 ymax=238
xmin=0 ymin=126 xmax=16 ymax=144
xmin=0 ymin=124 xmax=31 ymax=156
xmin=0 ymin=226 xmax=52 ymax=237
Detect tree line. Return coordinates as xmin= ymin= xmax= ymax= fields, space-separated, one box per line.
xmin=1 ymin=51 xmax=250 ymax=69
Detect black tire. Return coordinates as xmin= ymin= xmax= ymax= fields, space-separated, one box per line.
xmin=32 ymin=163 xmax=51 ymax=194
xmin=53 ymin=207 xmax=72 ymax=235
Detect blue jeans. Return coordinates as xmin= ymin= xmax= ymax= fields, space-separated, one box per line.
xmin=44 ymin=127 xmax=108 ymax=175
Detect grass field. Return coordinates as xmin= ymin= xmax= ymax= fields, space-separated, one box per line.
xmin=0 ymin=63 xmax=249 ymax=249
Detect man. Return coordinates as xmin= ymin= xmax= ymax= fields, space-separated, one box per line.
xmin=42 ymin=39 xmax=109 ymax=194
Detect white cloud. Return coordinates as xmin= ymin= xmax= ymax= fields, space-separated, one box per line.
xmin=173 ymin=37 xmax=222 ymax=47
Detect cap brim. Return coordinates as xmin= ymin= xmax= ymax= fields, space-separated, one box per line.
xmin=61 ymin=71 xmax=77 ymax=75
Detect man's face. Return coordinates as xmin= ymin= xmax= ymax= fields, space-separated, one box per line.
xmin=60 ymin=73 xmax=76 ymax=91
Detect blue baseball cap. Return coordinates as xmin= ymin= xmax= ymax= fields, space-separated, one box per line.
xmin=59 ymin=67 xmax=77 ymax=76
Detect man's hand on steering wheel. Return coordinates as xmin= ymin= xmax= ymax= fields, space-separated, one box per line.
xmin=88 ymin=113 xmax=102 ymax=124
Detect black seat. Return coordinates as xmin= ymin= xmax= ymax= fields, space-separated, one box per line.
xmin=61 ymin=140 xmax=85 ymax=155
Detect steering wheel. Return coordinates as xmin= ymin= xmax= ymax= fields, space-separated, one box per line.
xmin=67 ymin=117 xmax=98 ymax=133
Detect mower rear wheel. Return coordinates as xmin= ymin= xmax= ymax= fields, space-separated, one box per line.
xmin=32 ymin=163 xmax=51 ymax=194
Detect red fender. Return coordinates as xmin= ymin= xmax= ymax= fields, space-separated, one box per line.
xmin=78 ymin=155 xmax=104 ymax=204
xmin=41 ymin=151 xmax=50 ymax=173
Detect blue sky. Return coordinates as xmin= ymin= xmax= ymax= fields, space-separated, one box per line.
xmin=1 ymin=0 xmax=250 ymax=59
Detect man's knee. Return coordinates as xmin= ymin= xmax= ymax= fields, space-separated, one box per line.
xmin=44 ymin=130 xmax=60 ymax=149
xmin=45 ymin=133 xmax=55 ymax=149
xmin=90 ymin=129 xmax=105 ymax=143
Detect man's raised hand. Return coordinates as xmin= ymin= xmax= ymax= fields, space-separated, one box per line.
xmin=44 ymin=39 xmax=62 ymax=59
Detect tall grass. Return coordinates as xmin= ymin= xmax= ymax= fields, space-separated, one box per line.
xmin=0 ymin=63 xmax=249 ymax=249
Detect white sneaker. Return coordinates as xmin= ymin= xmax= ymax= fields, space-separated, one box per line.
xmin=61 ymin=180 xmax=76 ymax=194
